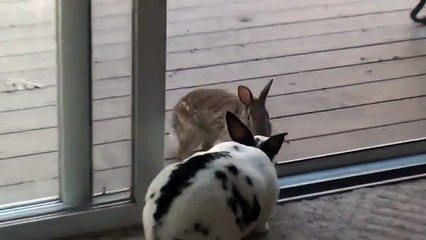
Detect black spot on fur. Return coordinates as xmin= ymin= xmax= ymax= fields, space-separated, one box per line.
xmin=245 ymin=176 xmax=253 ymax=186
xmin=228 ymin=198 xmax=238 ymax=215
xmin=233 ymin=145 xmax=240 ymax=151
xmin=194 ymin=223 xmax=201 ymax=231
xmin=154 ymin=152 xmax=231 ymax=221
xmin=231 ymin=185 xmax=261 ymax=229
xmin=194 ymin=222 xmax=209 ymax=236
xmin=150 ymin=192 xmax=155 ymax=199
xmin=231 ymin=185 xmax=250 ymax=222
xmin=215 ymin=170 xmax=228 ymax=190
xmin=248 ymin=195 xmax=261 ymax=225
xmin=227 ymin=164 xmax=239 ymax=176
xmin=235 ymin=217 xmax=243 ymax=231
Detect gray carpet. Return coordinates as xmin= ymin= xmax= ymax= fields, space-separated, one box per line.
xmin=64 ymin=178 xmax=426 ymax=240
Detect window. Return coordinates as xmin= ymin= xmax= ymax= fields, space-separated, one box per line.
xmin=91 ymin=0 xmax=133 ymax=200
xmin=0 ymin=0 xmax=59 ymax=210
xmin=0 ymin=0 xmax=166 ymax=239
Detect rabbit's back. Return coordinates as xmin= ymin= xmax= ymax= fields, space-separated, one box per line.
xmin=172 ymin=89 xmax=248 ymax=159
xmin=174 ymin=89 xmax=244 ymax=131
xmin=143 ymin=144 xmax=277 ymax=240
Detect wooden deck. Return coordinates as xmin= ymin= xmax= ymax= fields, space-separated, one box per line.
xmin=0 ymin=0 xmax=425 ymax=206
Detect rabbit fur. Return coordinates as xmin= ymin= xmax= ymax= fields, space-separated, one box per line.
xmin=172 ymin=79 xmax=274 ymax=160
xmin=143 ymin=112 xmax=287 ymax=240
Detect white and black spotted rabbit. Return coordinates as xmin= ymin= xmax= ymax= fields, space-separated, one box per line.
xmin=143 ymin=111 xmax=287 ymax=240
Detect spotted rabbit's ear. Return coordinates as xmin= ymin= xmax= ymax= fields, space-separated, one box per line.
xmin=259 ymin=133 xmax=287 ymax=161
xmin=225 ymin=112 xmax=256 ymax=147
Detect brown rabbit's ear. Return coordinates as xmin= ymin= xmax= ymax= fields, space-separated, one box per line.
xmin=259 ymin=79 xmax=274 ymax=102
xmin=259 ymin=132 xmax=287 ymax=161
xmin=226 ymin=112 xmax=256 ymax=147
xmin=238 ymin=86 xmax=254 ymax=107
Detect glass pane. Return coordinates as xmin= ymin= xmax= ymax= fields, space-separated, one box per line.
xmin=0 ymin=0 xmax=58 ymax=207
xmin=164 ymin=1 xmax=426 ymax=165
xmin=91 ymin=0 xmax=132 ymax=198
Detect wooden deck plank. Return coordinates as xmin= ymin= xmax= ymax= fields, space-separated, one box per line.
xmin=0 ymin=1 xmax=408 ymax=52
xmin=4 ymin=25 xmax=424 ymax=94
xmin=1 ymin=10 xmax=421 ymax=88
xmin=3 ymin=14 xmax=423 ymax=73
xmin=167 ymin=24 xmax=426 ymax=70
xmin=0 ymin=77 xmax=130 ymax=112
xmin=164 ymin=75 xmax=426 ymax=133
xmin=0 ymin=141 xmax=130 ymax=187
xmin=0 ymin=40 xmax=132 ymax=74
xmin=5 ymin=32 xmax=423 ymax=93
xmin=0 ymin=52 xmax=55 ymax=73
xmin=164 ymin=57 xmax=426 ymax=111
xmin=0 ymin=0 xmax=55 ymax=28
xmin=0 ymin=0 xmax=131 ymax=28
xmin=164 ymin=97 xmax=426 ymax=159
xmin=271 ymin=97 xmax=426 ymax=141
xmin=168 ymin=0 xmax=359 ymax=11
xmin=0 ymin=166 xmax=131 ymax=206
xmin=0 ymin=68 xmax=54 ymax=92
xmin=0 ymin=15 xmax=130 ymax=43
xmin=93 ymin=167 xmax=131 ymax=195
xmin=0 ymin=23 xmax=54 ymax=42
xmin=0 ymin=38 xmax=130 ymax=62
xmin=92 ymin=118 xmax=131 ymax=144
xmin=0 ymin=178 xmax=58 ymax=206
xmin=2 ymin=94 xmax=425 ymax=161
xmin=93 ymin=77 xmax=131 ymax=99
xmin=167 ymin=10 xmax=413 ymax=52
xmin=166 ymin=39 xmax=426 ymax=89
xmin=0 ymin=117 xmax=130 ymax=160
xmin=1 ymin=56 xmax=425 ymax=113
xmin=167 ymin=0 xmax=414 ymax=36
xmin=168 ymin=0 xmax=258 ymax=10
xmin=1 ymin=8 xmax=414 ymax=59
xmin=265 ymin=76 xmax=426 ymax=119
xmin=0 ymin=128 xmax=57 ymax=160
xmin=3 ymin=74 xmax=426 ymax=136
xmin=0 ymin=152 xmax=57 ymax=186
xmin=0 ymin=1 xmax=413 ymax=58
xmin=167 ymin=0 xmax=369 ymax=23
xmin=0 ymin=0 xmax=358 ymax=29
xmin=92 ymin=141 xmax=131 ymax=171
xmin=277 ymin=119 xmax=426 ymax=162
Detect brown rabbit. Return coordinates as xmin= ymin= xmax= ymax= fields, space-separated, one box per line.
xmin=172 ymin=79 xmax=274 ymax=160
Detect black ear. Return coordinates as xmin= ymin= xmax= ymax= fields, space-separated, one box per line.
xmin=259 ymin=133 xmax=287 ymax=161
xmin=238 ymin=86 xmax=254 ymax=107
xmin=226 ymin=112 xmax=256 ymax=147
xmin=258 ymin=79 xmax=273 ymax=102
